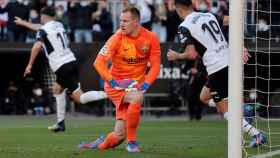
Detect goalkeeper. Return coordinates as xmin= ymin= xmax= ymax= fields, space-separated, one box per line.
xmin=78 ymin=7 xmax=161 ymax=153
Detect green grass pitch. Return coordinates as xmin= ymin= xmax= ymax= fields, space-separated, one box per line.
xmin=0 ymin=115 xmax=279 ymax=158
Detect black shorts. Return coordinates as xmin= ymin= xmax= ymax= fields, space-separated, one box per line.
xmin=207 ymin=66 xmax=228 ymax=103
xmin=55 ymin=61 xmax=80 ymax=93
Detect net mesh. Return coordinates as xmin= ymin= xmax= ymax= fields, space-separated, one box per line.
xmin=243 ymin=0 xmax=280 ymax=157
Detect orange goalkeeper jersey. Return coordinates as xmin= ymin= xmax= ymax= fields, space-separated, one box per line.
xmin=94 ymin=27 xmax=161 ymax=85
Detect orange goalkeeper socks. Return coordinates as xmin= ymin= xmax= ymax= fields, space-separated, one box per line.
xmin=98 ymin=132 xmax=122 ymax=150
xmin=126 ymin=103 xmax=141 ymax=142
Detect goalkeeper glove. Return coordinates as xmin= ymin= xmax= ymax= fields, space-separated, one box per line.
xmin=109 ymin=80 xmax=119 ymax=89
xmin=138 ymin=82 xmax=150 ymax=93
xmin=125 ymin=81 xmax=149 ymax=93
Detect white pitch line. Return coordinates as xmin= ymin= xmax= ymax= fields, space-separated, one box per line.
xmin=249 ymin=150 xmax=280 ymax=158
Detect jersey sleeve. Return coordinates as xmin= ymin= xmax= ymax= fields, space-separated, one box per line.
xmin=94 ymin=33 xmax=120 ymax=81
xmin=36 ymin=29 xmax=47 ymax=42
xmin=144 ymin=33 xmax=161 ymax=85
xmin=178 ymin=26 xmax=195 ymax=46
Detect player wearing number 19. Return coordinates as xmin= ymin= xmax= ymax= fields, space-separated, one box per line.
xmin=167 ymin=0 xmax=267 ymax=147
xmin=19 ymin=6 xmax=107 ymax=132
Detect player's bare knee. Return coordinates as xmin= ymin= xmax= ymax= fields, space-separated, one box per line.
xmin=71 ymin=90 xmax=82 ymax=103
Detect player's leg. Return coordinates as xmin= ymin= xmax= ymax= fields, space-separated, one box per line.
xmin=79 ymin=84 xmax=127 ymax=150
xmin=71 ymin=89 xmax=107 ymax=104
xmin=97 ymin=120 xmax=126 ymax=150
xmin=215 ymin=99 xmax=266 ymax=147
xmin=122 ymin=90 xmax=143 ymax=152
xmin=49 ymin=62 xmax=74 ymax=132
xmin=200 ymin=83 xmax=216 ymax=107
xmin=210 ymin=67 xmax=266 ymax=147
xmin=93 ymin=90 xmax=144 ymax=152
xmin=48 ymin=82 xmax=66 ymax=132
xmin=59 ymin=61 xmax=107 ymax=104
xmin=79 ymin=120 xmax=126 ymax=150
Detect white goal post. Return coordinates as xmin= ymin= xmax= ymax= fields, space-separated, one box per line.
xmin=228 ymin=0 xmax=245 ymax=158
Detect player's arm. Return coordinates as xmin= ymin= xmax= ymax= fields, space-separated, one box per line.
xmin=140 ymin=34 xmax=161 ymax=92
xmin=243 ymin=47 xmax=251 ymax=64
xmin=94 ymin=53 xmax=113 ymax=81
xmin=223 ymin=15 xmax=229 ymax=26
xmin=167 ymin=26 xmax=199 ymax=61
xmin=24 ymin=29 xmax=47 ymax=77
xmin=24 ymin=41 xmax=43 ymax=77
xmin=167 ymin=45 xmax=198 ymax=60
xmin=214 ymin=14 xmax=229 ymax=26
xmin=14 ymin=16 xmax=42 ymax=31
xmin=94 ymin=34 xmax=119 ymax=88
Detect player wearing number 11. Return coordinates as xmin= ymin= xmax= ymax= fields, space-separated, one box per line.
xmin=16 ymin=6 xmax=107 ymax=132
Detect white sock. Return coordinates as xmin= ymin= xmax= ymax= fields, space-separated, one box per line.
xmin=80 ymin=91 xmax=107 ymax=104
xmin=55 ymin=90 xmax=66 ymax=123
xmin=242 ymin=119 xmax=260 ymax=136
xmin=224 ymin=112 xmax=259 ymax=137
xmin=208 ymin=99 xmax=216 ymax=107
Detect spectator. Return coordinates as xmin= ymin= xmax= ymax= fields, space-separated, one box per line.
xmin=25 ymin=9 xmax=40 ymax=43
xmin=216 ymin=0 xmax=229 ymax=41
xmin=122 ymin=0 xmax=130 ymax=8
xmin=135 ymin=0 xmax=153 ymax=30
xmin=2 ymin=81 xmax=26 ymax=114
xmin=31 ymin=0 xmax=47 ymax=13
xmin=6 ymin=0 xmax=30 ymax=42
xmin=92 ymin=0 xmax=113 ymax=41
xmin=216 ymin=0 xmax=228 ymax=17
xmin=122 ymin=0 xmax=153 ymax=30
xmin=192 ymin=0 xmax=212 ymax=12
xmin=0 ymin=0 xmax=8 ymax=40
xmin=68 ymin=0 xmax=97 ymax=43
xmin=165 ymin=0 xmax=181 ymax=42
xmin=210 ymin=1 xmax=218 ymax=14
xmin=56 ymin=4 xmax=69 ymax=31
xmin=152 ymin=0 xmax=167 ymax=42
xmin=29 ymin=83 xmax=49 ymax=116
xmin=186 ymin=60 xmax=207 ymax=121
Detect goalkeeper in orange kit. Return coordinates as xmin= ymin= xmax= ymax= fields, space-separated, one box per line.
xmin=78 ymin=7 xmax=161 ymax=153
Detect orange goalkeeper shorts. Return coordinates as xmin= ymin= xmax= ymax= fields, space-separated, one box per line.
xmin=104 ymin=82 xmax=129 ymax=120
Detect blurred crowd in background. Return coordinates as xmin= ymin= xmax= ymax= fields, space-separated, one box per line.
xmin=1 ymin=0 xmax=229 ymax=43
xmin=1 ymin=80 xmax=53 ymax=115
xmin=1 ymin=0 xmax=279 ymax=43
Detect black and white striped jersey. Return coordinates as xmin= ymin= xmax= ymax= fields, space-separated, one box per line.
xmin=36 ymin=21 xmax=76 ymax=72
xmin=178 ymin=12 xmax=229 ymax=75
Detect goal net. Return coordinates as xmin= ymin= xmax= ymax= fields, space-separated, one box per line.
xmin=243 ymin=0 xmax=280 ymax=157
